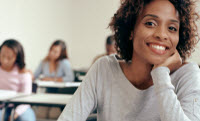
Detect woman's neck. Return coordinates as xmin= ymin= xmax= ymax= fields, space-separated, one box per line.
xmin=121 ymin=56 xmax=153 ymax=90
xmin=1 ymin=65 xmax=15 ymax=72
xmin=49 ymin=60 xmax=56 ymax=64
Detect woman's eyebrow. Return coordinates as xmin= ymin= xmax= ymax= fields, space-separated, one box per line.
xmin=143 ymin=14 xmax=179 ymax=24
xmin=143 ymin=14 xmax=158 ymax=19
xmin=170 ymin=20 xmax=179 ymax=24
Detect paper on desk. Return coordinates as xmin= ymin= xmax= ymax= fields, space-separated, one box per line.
xmin=35 ymin=80 xmax=81 ymax=88
xmin=65 ymin=82 xmax=81 ymax=87
xmin=0 ymin=90 xmax=17 ymax=99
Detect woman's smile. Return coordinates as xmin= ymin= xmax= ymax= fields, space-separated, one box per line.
xmin=146 ymin=42 xmax=170 ymax=55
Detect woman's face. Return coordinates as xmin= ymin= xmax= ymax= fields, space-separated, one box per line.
xmin=132 ymin=0 xmax=179 ymax=65
xmin=0 ymin=46 xmax=17 ymax=69
xmin=49 ymin=45 xmax=62 ymax=61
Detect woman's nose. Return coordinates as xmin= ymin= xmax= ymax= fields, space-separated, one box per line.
xmin=153 ymin=26 xmax=168 ymax=41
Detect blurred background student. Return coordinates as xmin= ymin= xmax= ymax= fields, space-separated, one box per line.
xmin=0 ymin=39 xmax=36 ymax=121
xmin=34 ymin=40 xmax=74 ymax=82
xmin=33 ymin=40 xmax=74 ymax=119
xmin=92 ymin=35 xmax=117 ymax=64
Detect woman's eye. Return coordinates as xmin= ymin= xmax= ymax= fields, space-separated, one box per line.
xmin=169 ymin=26 xmax=177 ymax=32
xmin=145 ymin=22 xmax=156 ymax=27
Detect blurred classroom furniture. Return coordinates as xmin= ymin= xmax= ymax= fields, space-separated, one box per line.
xmin=0 ymin=90 xmax=29 ymax=121
xmin=73 ymin=69 xmax=87 ymax=82
xmin=32 ymin=69 xmax=87 ymax=94
xmin=33 ymin=80 xmax=81 ymax=94
xmin=1 ymin=92 xmax=96 ymax=121
xmin=7 ymin=93 xmax=72 ymax=121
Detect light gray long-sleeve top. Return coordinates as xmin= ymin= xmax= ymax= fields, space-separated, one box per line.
xmin=58 ymin=55 xmax=200 ymax=121
xmin=34 ymin=59 xmax=74 ymax=82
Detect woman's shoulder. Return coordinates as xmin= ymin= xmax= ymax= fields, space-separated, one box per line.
xmin=175 ymin=62 xmax=200 ymax=74
xmin=95 ymin=54 xmax=118 ymax=64
xmin=41 ymin=60 xmax=48 ymax=65
xmin=91 ymin=54 xmax=119 ymax=72
xmin=60 ymin=58 xmax=70 ymax=62
xmin=172 ymin=62 xmax=200 ymax=80
xmin=19 ymin=68 xmax=32 ymax=77
xmin=18 ymin=68 xmax=32 ymax=83
xmin=60 ymin=59 xmax=71 ymax=65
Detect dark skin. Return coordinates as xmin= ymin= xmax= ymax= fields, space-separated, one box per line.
xmin=120 ymin=50 xmax=182 ymax=90
xmin=119 ymin=0 xmax=182 ymax=90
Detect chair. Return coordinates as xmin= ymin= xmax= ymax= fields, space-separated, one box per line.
xmin=74 ymin=70 xmax=87 ymax=82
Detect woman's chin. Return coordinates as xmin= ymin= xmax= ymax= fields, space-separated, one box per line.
xmin=148 ymin=57 xmax=166 ymax=65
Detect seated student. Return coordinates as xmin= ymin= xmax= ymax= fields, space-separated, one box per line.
xmin=58 ymin=0 xmax=200 ymax=121
xmin=92 ymin=35 xmax=117 ymax=64
xmin=0 ymin=39 xmax=36 ymax=121
xmin=34 ymin=40 xmax=74 ymax=82
xmin=34 ymin=40 xmax=75 ymax=119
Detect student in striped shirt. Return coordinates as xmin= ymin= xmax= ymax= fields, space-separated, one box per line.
xmin=0 ymin=39 xmax=36 ymax=121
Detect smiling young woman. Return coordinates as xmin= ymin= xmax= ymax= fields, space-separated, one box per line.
xmin=58 ymin=0 xmax=200 ymax=121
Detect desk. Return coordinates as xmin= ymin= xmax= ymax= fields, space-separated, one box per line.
xmin=34 ymin=81 xmax=81 ymax=88
xmin=34 ymin=81 xmax=81 ymax=94
xmin=8 ymin=93 xmax=72 ymax=121
xmin=0 ymin=90 xmax=28 ymax=121
xmin=8 ymin=93 xmax=72 ymax=107
xmin=74 ymin=70 xmax=87 ymax=82
xmin=0 ymin=90 xmax=17 ymax=103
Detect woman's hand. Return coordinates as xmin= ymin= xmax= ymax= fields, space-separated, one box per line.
xmin=153 ymin=50 xmax=182 ymax=73
xmin=40 ymin=77 xmax=54 ymax=81
xmin=40 ymin=77 xmax=63 ymax=82
xmin=8 ymin=113 xmax=19 ymax=121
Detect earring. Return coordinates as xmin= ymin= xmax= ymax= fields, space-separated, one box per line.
xmin=129 ymin=32 xmax=134 ymax=40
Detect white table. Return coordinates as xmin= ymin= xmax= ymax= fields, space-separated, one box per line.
xmin=6 ymin=93 xmax=96 ymax=121
xmin=8 ymin=93 xmax=72 ymax=107
xmin=34 ymin=80 xmax=81 ymax=88
xmin=0 ymin=90 xmax=28 ymax=121
xmin=8 ymin=93 xmax=73 ymax=121
xmin=0 ymin=90 xmax=16 ymax=102
xmin=33 ymin=80 xmax=81 ymax=94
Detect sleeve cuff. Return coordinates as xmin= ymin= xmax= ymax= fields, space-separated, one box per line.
xmin=15 ymin=105 xmax=30 ymax=116
xmin=151 ymin=67 xmax=174 ymax=93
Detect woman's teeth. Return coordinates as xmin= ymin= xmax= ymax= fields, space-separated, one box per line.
xmin=150 ymin=44 xmax=166 ymax=51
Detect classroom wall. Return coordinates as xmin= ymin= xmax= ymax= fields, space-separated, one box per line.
xmin=187 ymin=1 xmax=200 ymax=64
xmin=0 ymin=0 xmax=199 ymax=72
xmin=0 ymin=0 xmax=120 ymax=71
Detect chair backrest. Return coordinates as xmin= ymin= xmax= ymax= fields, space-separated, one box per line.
xmin=32 ymin=83 xmax=37 ymax=93
xmin=73 ymin=70 xmax=87 ymax=82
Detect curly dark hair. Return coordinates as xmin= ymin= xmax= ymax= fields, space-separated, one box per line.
xmin=109 ymin=0 xmax=199 ymax=62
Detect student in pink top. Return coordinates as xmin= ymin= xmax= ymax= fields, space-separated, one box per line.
xmin=0 ymin=39 xmax=36 ymax=121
